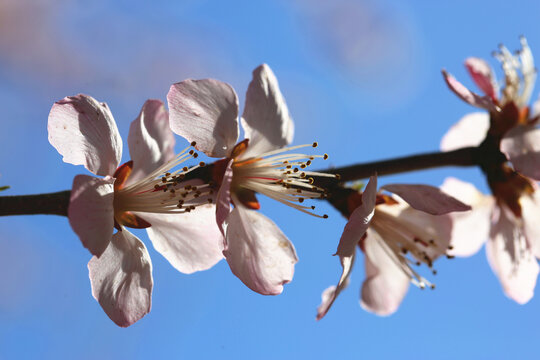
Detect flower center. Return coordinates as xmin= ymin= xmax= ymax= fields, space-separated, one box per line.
xmin=112 ymin=142 xmax=213 ymax=229
xmin=226 ymin=139 xmax=338 ymax=218
xmin=369 ymin=199 xmax=453 ymax=290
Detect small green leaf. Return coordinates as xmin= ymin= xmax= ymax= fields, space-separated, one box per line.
xmin=350 ymin=181 xmax=365 ymax=191
xmin=0 ymin=185 xmax=10 ymax=192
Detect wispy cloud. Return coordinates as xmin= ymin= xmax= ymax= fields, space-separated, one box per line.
xmin=293 ymin=0 xmax=426 ymax=107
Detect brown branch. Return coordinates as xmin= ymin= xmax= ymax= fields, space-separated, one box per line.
xmin=0 ymin=147 xmax=487 ymax=218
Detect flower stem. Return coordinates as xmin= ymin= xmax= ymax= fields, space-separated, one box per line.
xmin=0 ymin=147 xmax=482 ymax=217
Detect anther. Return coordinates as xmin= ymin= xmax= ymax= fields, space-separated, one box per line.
xmin=312 ymin=142 xmax=318 ymax=148
xmin=430 ymin=284 xmax=436 ymax=290
xmin=446 ymin=255 xmax=455 ymax=259
xmin=182 ymin=166 xmax=189 ymax=172
xmin=189 ymin=149 xmax=194 ymax=155
xmin=193 ymin=153 xmax=199 ymax=158
xmin=323 ymin=154 xmax=328 ymax=160
xmin=199 ymin=161 xmax=206 ymax=167
xmin=298 ymin=198 xmax=304 ymax=203
xmin=335 ymin=174 xmax=341 ymax=180
xmin=162 ymin=177 xmax=167 ymax=183
xmin=323 ymin=214 xmax=328 ymax=219
xmin=191 ymin=141 xmax=197 ymax=147
xmin=306 ymin=160 xmax=312 ymax=166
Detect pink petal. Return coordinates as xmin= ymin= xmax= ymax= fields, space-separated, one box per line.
xmin=500 ymin=125 xmax=540 ymax=181
xmin=335 ymin=176 xmax=377 ymax=259
xmin=520 ymin=190 xmax=540 ymax=258
xmin=48 ymin=94 xmax=122 ymax=176
xmin=486 ymin=206 xmax=539 ymax=304
xmin=127 ymin=99 xmax=175 ymax=185
xmin=216 ymin=159 xmax=234 ymax=236
xmin=440 ymin=177 xmax=493 ymax=257
xmin=223 ymin=205 xmax=298 ymax=295
xmin=68 ymin=175 xmax=115 ymax=257
xmin=167 ymin=79 xmax=239 ymax=158
xmin=465 ymin=57 xmax=499 ymax=101
xmin=442 ymin=70 xmax=498 ymax=112
xmin=440 ymin=112 xmax=490 ymax=151
xmin=88 ymin=229 xmax=153 ymax=327
xmin=316 ymin=254 xmax=354 ymax=320
xmin=239 ymin=64 xmax=294 ymax=160
xmin=382 ymin=184 xmax=471 ymax=215
xmin=360 ymin=230 xmax=410 ymax=316
xmin=144 ymin=205 xmax=224 ymax=274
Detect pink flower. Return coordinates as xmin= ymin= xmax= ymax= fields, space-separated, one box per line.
xmin=442 ymin=36 xmax=540 ymax=180
xmin=317 ymin=176 xmax=470 ymax=319
xmin=167 ymin=64 xmax=335 ymax=295
xmin=441 ymin=177 xmax=540 ymax=304
xmin=48 ymin=95 xmax=223 ymax=326
xmin=440 ymin=37 xmax=540 ymax=304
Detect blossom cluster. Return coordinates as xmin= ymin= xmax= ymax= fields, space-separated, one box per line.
xmin=47 ymin=37 xmax=540 ymax=327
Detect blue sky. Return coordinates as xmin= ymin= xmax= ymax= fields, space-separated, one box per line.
xmin=1 ymin=0 xmax=540 ymax=359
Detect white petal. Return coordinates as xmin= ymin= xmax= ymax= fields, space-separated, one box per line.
xmin=216 ymin=159 xmax=234 ymax=236
xmin=335 ymin=176 xmax=377 ymax=259
xmin=167 ymin=79 xmax=239 ymax=158
xmin=224 ymin=205 xmax=298 ymax=295
xmin=144 ymin=205 xmax=224 ymax=274
xmin=316 ymin=253 xmax=354 ymax=320
xmin=382 ymin=184 xmax=471 ymax=215
xmin=440 ymin=112 xmax=490 ymax=151
xmin=48 ymin=94 xmax=122 ymax=176
xmin=501 ymin=125 xmax=540 ymax=181
xmin=88 ymin=229 xmax=153 ymax=327
xmin=127 ymin=99 xmax=175 ymax=185
xmin=487 ymin=206 xmax=539 ymax=304
xmin=440 ymin=177 xmax=493 ymax=256
xmin=520 ymin=190 xmax=540 ymax=258
xmin=68 ymin=175 xmax=115 ymax=257
xmin=360 ymin=231 xmax=410 ymax=316
xmin=240 ymin=64 xmax=294 ymax=159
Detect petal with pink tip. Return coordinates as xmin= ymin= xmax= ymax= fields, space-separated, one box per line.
xmin=465 ymin=57 xmax=499 ymax=101
xmin=68 ymin=175 xmax=115 ymax=257
xmin=144 ymin=205 xmax=224 ymax=274
xmin=335 ymin=176 xmax=377 ymax=259
xmin=88 ymin=229 xmax=153 ymax=327
xmin=501 ymin=125 xmax=540 ymax=181
xmin=486 ymin=206 xmax=539 ymax=304
xmin=440 ymin=177 xmax=493 ymax=257
xmin=167 ymin=79 xmax=239 ymax=158
xmin=127 ymin=99 xmax=175 ymax=185
xmin=224 ymin=205 xmax=298 ymax=295
xmin=442 ymin=70 xmax=497 ymax=112
xmin=382 ymin=183 xmax=471 ymax=215
xmin=316 ymin=253 xmax=354 ymax=320
xmin=239 ymin=64 xmax=294 ymax=159
xmin=48 ymin=94 xmax=122 ymax=176
xmin=440 ymin=112 xmax=490 ymax=151
xmin=216 ymin=159 xmax=234 ymax=236
xmin=360 ymin=230 xmax=410 ymax=316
